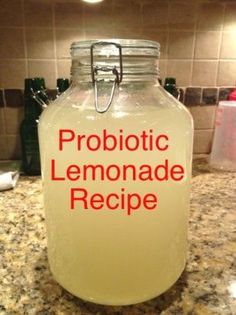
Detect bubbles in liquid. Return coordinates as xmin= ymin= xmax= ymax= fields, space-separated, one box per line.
xmin=39 ymin=92 xmax=192 ymax=305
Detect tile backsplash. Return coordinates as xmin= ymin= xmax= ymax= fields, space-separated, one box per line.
xmin=0 ymin=0 xmax=236 ymax=160
xmin=0 ymin=0 xmax=236 ymax=89
xmin=0 ymin=86 xmax=234 ymax=159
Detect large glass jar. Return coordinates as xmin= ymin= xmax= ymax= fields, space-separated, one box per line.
xmin=38 ymin=39 xmax=193 ymax=306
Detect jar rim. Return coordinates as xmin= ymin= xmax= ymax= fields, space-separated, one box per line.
xmin=71 ymin=39 xmax=160 ymax=49
xmin=71 ymin=39 xmax=160 ymax=58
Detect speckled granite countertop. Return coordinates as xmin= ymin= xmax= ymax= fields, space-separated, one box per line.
xmin=0 ymin=158 xmax=236 ymax=315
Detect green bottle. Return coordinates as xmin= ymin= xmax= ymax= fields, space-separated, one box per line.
xmin=34 ymin=77 xmax=49 ymax=106
xmin=57 ymin=78 xmax=70 ymax=96
xmin=20 ymin=78 xmax=44 ymax=175
xmin=164 ymin=77 xmax=179 ymax=99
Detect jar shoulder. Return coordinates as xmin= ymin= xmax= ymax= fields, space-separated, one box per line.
xmin=39 ymin=84 xmax=193 ymax=131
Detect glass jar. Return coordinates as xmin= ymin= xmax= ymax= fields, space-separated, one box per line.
xmin=38 ymin=39 xmax=193 ymax=306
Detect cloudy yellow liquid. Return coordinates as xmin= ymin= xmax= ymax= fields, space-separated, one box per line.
xmin=39 ymin=88 xmax=192 ymax=305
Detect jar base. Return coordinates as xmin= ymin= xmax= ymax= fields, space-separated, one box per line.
xmin=50 ymin=261 xmax=186 ymax=306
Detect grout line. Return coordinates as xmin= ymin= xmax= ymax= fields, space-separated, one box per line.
xmin=0 ymin=26 xmax=53 ymax=30
xmin=52 ymin=1 xmax=58 ymax=82
xmin=0 ymin=26 xmax=24 ymax=29
xmin=190 ymin=1 xmax=199 ymax=87
xmin=140 ymin=0 xmax=144 ymax=38
xmin=21 ymin=0 xmax=28 ymax=77
xmin=216 ymin=3 xmax=226 ymax=88
xmin=0 ymin=58 xmax=59 ymax=62
xmin=216 ymin=85 xmax=220 ymax=103
xmin=2 ymin=89 xmax=6 ymax=108
xmin=0 ymin=118 xmax=6 ymax=138
xmin=1 ymin=89 xmax=7 ymax=140
xmin=81 ymin=1 xmax=86 ymax=40
xmin=164 ymin=0 xmax=171 ymax=80
xmin=1 ymin=57 xmax=235 ymax=62
xmin=2 ymin=105 xmax=7 ymax=137
xmin=166 ymin=28 xmax=203 ymax=33
xmin=1 ymin=89 xmax=7 ymax=138
xmin=194 ymin=128 xmax=215 ymax=131
xmin=0 ymin=26 xmax=207 ymax=32
xmin=111 ymin=0 xmax=114 ymax=38
xmin=0 ymin=25 xmax=234 ymax=33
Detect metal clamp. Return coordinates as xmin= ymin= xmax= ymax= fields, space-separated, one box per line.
xmin=30 ymin=88 xmax=48 ymax=109
xmin=90 ymin=41 xmax=123 ymax=113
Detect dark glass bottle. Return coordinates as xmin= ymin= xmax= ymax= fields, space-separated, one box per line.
xmin=57 ymin=78 xmax=70 ymax=96
xmin=34 ymin=77 xmax=49 ymax=106
xmin=20 ymin=78 xmax=44 ymax=175
xmin=164 ymin=77 xmax=179 ymax=99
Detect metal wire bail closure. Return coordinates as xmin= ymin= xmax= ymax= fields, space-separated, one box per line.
xmin=90 ymin=41 xmax=123 ymax=114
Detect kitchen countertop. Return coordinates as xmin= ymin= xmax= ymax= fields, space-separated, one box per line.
xmin=0 ymin=158 xmax=236 ymax=315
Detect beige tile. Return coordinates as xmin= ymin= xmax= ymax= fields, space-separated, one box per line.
xmin=0 ymin=60 xmax=26 ymax=89
xmin=84 ymin=1 xmax=113 ymax=31
xmin=7 ymin=135 xmax=21 ymax=159
xmin=24 ymin=0 xmax=53 ymax=28
xmin=57 ymin=60 xmax=71 ymax=80
xmin=0 ymin=108 xmax=5 ymax=134
xmin=159 ymin=59 xmax=167 ymax=82
xmin=167 ymin=60 xmax=192 ymax=86
xmin=0 ymin=28 xmax=25 ymax=59
xmin=28 ymin=60 xmax=56 ymax=89
xmin=190 ymin=106 xmax=216 ymax=130
xmin=192 ymin=61 xmax=218 ymax=87
xmin=197 ymin=3 xmax=224 ymax=31
xmin=4 ymin=107 xmax=24 ymax=135
xmin=168 ymin=31 xmax=194 ymax=59
xmin=195 ymin=31 xmax=221 ymax=59
xmin=26 ymin=28 xmax=54 ymax=59
xmin=169 ymin=3 xmax=196 ymax=30
xmin=55 ymin=2 xmax=84 ymax=28
xmin=113 ymin=0 xmax=141 ymax=30
xmin=193 ymin=130 xmax=214 ymax=154
xmin=143 ymin=1 xmax=168 ymax=30
xmin=217 ymin=61 xmax=236 ymax=86
xmin=113 ymin=28 xmax=142 ymax=39
xmin=56 ymin=29 xmax=84 ymax=59
xmin=85 ymin=28 xmax=113 ymax=40
xmin=0 ymin=0 xmax=23 ymax=27
xmin=224 ymin=4 xmax=236 ymax=31
xmin=142 ymin=30 xmax=168 ymax=59
xmin=0 ymin=135 xmax=9 ymax=159
xmin=220 ymin=32 xmax=236 ymax=59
